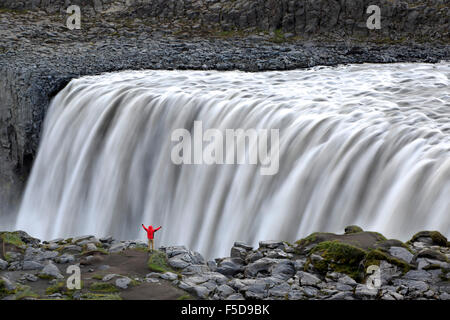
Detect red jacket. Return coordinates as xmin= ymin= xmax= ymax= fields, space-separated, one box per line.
xmin=142 ymin=224 xmax=161 ymax=240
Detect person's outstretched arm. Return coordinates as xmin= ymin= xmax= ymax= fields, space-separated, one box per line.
xmin=155 ymin=226 xmax=162 ymax=232
xmin=142 ymin=224 xmax=148 ymax=231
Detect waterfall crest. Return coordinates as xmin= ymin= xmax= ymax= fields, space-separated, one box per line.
xmin=15 ymin=63 xmax=450 ymax=258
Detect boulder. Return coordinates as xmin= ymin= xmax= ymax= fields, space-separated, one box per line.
xmin=108 ymin=242 xmax=126 ymax=253
xmin=0 ymin=259 xmax=8 ymax=270
xmin=389 ymin=247 xmax=413 ymax=264
xmin=297 ymin=271 xmax=321 ymax=286
xmin=115 ymin=277 xmax=132 ymax=289
xmin=39 ymin=261 xmax=63 ymax=279
xmin=344 ymin=225 xmax=363 ymax=234
xmin=244 ymin=258 xmax=278 ymax=277
xmin=259 ymin=240 xmax=284 ymax=250
xmin=22 ymin=260 xmax=44 ymax=270
xmin=54 ymin=253 xmax=75 ymax=264
xmin=271 ymin=260 xmax=295 ymax=280
xmin=216 ymin=258 xmax=243 ymax=277
xmin=408 ymin=231 xmax=448 ymax=247
xmin=355 ymin=284 xmax=379 ymax=299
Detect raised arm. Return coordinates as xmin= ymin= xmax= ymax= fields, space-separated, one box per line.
xmin=155 ymin=226 xmax=162 ymax=232
xmin=142 ymin=224 xmax=148 ymax=231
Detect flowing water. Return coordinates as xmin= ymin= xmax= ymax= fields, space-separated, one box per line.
xmin=13 ymin=62 xmax=450 ymax=258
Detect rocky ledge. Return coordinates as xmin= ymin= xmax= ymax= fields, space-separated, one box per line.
xmin=1 ymin=227 xmax=449 ymax=300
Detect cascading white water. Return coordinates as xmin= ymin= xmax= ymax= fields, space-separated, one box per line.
xmin=13 ymin=62 xmax=450 ymax=258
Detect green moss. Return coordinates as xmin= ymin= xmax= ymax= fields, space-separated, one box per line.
xmin=14 ymin=285 xmax=39 ymax=300
xmin=0 ymin=232 xmax=25 ymax=247
xmin=308 ymin=241 xmax=367 ymax=281
xmin=45 ymin=281 xmax=66 ymax=295
xmin=295 ymin=232 xmax=320 ymax=247
xmin=344 ymin=225 xmax=363 ymax=234
xmin=270 ymin=28 xmax=286 ymax=43
xmin=147 ymin=250 xmax=172 ymax=273
xmin=92 ymin=274 xmax=104 ymax=280
xmin=90 ymin=282 xmax=119 ymax=293
xmin=81 ymin=293 xmax=122 ymax=300
xmin=177 ymin=294 xmax=193 ymax=300
xmin=408 ymin=231 xmax=448 ymax=247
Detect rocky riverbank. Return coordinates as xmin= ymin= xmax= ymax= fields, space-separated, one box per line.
xmin=1 ymin=227 xmax=449 ymax=300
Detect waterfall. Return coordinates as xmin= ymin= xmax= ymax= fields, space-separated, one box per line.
xmin=14 ymin=62 xmax=450 ymax=258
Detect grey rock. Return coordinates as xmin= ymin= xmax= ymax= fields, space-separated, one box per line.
xmin=160 ymin=272 xmax=178 ymax=281
xmin=54 ymin=253 xmax=75 ymax=264
xmin=102 ymin=274 xmax=119 ymax=281
xmin=99 ymin=236 xmax=113 ymax=243
xmin=297 ymin=271 xmax=321 ymax=286
xmin=23 ymin=273 xmax=38 ymax=282
xmin=72 ymin=235 xmax=95 ymax=244
xmin=0 ymin=259 xmax=8 ymax=270
xmin=39 ymin=261 xmax=63 ymax=279
xmin=328 ymin=291 xmax=354 ymax=300
xmin=231 ymin=246 xmax=248 ymax=260
xmin=246 ymin=251 xmax=264 ymax=263
xmin=355 ymin=284 xmax=379 ymax=299
xmin=86 ymin=243 xmax=98 ymax=251
xmin=115 ymin=277 xmax=132 ymax=289
xmin=108 ymin=242 xmax=126 ymax=253
xmin=216 ymin=284 xmax=235 ymax=298
xmin=244 ymin=258 xmax=278 ymax=277
xmin=259 ymin=240 xmax=284 ymax=250
xmin=0 ymin=276 xmax=16 ymax=291
xmin=393 ymin=279 xmax=429 ymax=292
xmin=403 ymin=270 xmax=432 ymax=282
xmin=226 ymin=293 xmax=245 ymax=300
xmin=265 ymin=249 xmax=292 ymax=259
xmin=301 ymin=286 xmax=319 ymax=297
xmin=216 ymin=258 xmax=243 ymax=277
xmin=233 ymin=241 xmax=253 ymax=251
xmin=62 ymin=245 xmax=83 ymax=253
xmin=207 ymin=260 xmax=217 ymax=272
xmin=271 ymin=260 xmax=295 ymax=280
xmin=389 ymin=247 xmax=413 ymax=264
xmin=168 ymin=257 xmax=191 ymax=269
xmin=293 ymin=259 xmax=306 ymax=271
xmin=23 ymin=260 xmax=44 ymax=270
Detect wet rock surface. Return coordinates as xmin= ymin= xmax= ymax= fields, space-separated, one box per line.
xmin=1 ymin=228 xmax=448 ymax=300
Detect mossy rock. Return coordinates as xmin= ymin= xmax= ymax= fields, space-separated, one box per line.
xmin=89 ymin=282 xmax=119 ymax=293
xmin=307 ymin=241 xmax=367 ymax=282
xmin=408 ymin=231 xmax=448 ymax=247
xmin=0 ymin=231 xmax=25 ymax=248
xmin=363 ymin=249 xmax=412 ymax=274
xmin=13 ymin=285 xmax=39 ymax=300
xmin=147 ymin=250 xmax=172 ymax=273
xmin=413 ymin=249 xmax=448 ymax=262
xmin=0 ymin=279 xmax=15 ymax=299
xmin=344 ymin=225 xmax=363 ymax=234
xmin=45 ymin=281 xmax=81 ymax=297
xmin=295 ymin=230 xmax=388 ymax=254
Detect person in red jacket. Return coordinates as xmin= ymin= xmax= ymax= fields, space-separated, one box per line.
xmin=142 ymin=224 xmax=162 ymax=252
